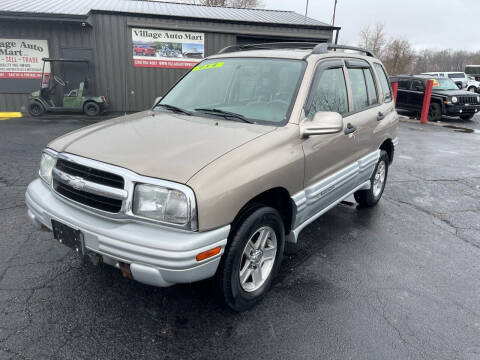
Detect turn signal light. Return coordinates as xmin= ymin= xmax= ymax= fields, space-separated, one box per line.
xmin=196 ymin=246 xmax=222 ymax=261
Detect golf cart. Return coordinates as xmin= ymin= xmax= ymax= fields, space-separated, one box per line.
xmin=27 ymin=58 xmax=107 ymax=117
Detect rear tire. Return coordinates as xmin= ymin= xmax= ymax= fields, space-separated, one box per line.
xmin=354 ymin=150 xmax=389 ymax=208
xmin=460 ymin=114 xmax=475 ymax=121
xmin=216 ymin=206 xmax=285 ymax=312
xmin=83 ymin=102 xmax=100 ymax=116
xmin=428 ymin=102 xmax=442 ymax=122
xmin=28 ymin=102 xmax=45 ymax=117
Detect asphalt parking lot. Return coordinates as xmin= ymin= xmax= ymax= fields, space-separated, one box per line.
xmin=1 ymin=114 xmax=479 ymax=360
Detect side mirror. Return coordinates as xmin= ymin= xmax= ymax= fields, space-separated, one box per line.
xmin=153 ymin=96 xmax=162 ymax=108
xmin=301 ymin=112 xmax=343 ymax=137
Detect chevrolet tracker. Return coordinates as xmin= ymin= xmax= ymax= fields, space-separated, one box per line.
xmin=26 ymin=43 xmax=399 ymax=311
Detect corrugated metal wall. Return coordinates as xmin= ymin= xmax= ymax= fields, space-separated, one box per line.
xmin=0 ymin=14 xmax=333 ymax=112
xmin=0 ymin=19 xmax=93 ymax=111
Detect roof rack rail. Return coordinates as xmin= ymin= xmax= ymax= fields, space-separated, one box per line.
xmin=217 ymin=42 xmax=320 ymax=54
xmin=312 ymin=43 xmax=376 ymax=58
xmin=216 ymin=42 xmax=376 ymax=58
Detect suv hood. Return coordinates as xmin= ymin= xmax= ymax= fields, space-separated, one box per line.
xmin=48 ymin=111 xmax=275 ymax=183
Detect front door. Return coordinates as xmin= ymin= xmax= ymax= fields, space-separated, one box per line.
xmin=299 ymin=59 xmax=360 ymax=224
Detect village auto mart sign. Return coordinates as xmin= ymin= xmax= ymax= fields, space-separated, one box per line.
xmin=132 ymin=28 xmax=204 ymax=69
xmin=0 ymin=39 xmax=50 ymax=79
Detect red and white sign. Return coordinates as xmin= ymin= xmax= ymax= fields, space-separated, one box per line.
xmin=132 ymin=28 xmax=204 ymax=69
xmin=0 ymin=38 xmax=49 ymax=79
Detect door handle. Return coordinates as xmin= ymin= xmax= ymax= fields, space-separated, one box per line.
xmin=344 ymin=123 xmax=357 ymax=135
xmin=377 ymin=111 xmax=385 ymax=121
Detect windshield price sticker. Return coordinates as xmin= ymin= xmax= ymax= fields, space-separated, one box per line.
xmin=192 ymin=62 xmax=224 ymax=71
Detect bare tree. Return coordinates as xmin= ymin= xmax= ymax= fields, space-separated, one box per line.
xmin=356 ymin=23 xmax=480 ymax=74
xmin=382 ymin=38 xmax=415 ymax=74
xmin=358 ymin=23 xmax=387 ymax=58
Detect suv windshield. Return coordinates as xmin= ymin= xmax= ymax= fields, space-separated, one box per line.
xmin=434 ymin=78 xmax=459 ymax=90
xmin=156 ymin=58 xmax=305 ymax=124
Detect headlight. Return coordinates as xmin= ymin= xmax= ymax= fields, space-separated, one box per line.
xmin=451 ymin=96 xmax=458 ymax=103
xmin=133 ymin=184 xmax=191 ymax=226
xmin=39 ymin=152 xmax=57 ymax=185
xmin=477 ymin=96 xmax=480 ymax=102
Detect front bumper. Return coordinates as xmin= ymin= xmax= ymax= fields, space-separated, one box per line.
xmin=445 ymin=104 xmax=480 ymax=116
xmin=25 ymin=179 xmax=229 ymax=287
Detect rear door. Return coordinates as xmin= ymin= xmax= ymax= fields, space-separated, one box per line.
xmin=396 ymin=79 xmax=411 ymax=109
xmin=410 ymin=79 xmax=426 ymax=111
xmin=343 ymin=59 xmax=381 ymax=158
xmin=372 ymin=62 xmax=397 ymax=150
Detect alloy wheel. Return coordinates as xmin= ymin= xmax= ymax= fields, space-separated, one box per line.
xmin=239 ymin=226 xmax=277 ymax=292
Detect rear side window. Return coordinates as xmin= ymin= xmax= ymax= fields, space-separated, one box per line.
xmin=348 ymin=68 xmax=369 ymax=111
xmin=307 ymin=67 xmax=348 ymax=118
xmin=363 ymin=68 xmax=378 ymax=105
xmin=374 ymin=63 xmax=392 ymax=102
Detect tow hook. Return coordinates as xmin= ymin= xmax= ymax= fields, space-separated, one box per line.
xmin=118 ymin=262 xmax=133 ymax=279
xmin=87 ymin=252 xmax=102 ymax=266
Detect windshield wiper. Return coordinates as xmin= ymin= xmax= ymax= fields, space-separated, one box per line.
xmin=195 ymin=108 xmax=254 ymax=124
xmin=156 ymin=103 xmax=192 ymax=116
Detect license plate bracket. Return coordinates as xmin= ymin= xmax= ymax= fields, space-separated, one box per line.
xmin=52 ymin=220 xmax=85 ymax=255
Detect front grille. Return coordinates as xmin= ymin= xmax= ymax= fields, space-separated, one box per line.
xmin=459 ymin=96 xmax=477 ymax=104
xmin=53 ymin=158 xmax=124 ymax=213
xmin=53 ymin=179 xmax=122 ymax=213
xmin=56 ymin=158 xmax=124 ymax=189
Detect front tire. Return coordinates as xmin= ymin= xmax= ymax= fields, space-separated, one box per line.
xmin=354 ymin=150 xmax=389 ymax=208
xmin=216 ymin=206 xmax=285 ymax=312
xmin=467 ymin=86 xmax=477 ymax=93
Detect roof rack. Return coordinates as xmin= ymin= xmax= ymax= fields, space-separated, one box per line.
xmin=312 ymin=43 xmax=376 ymax=58
xmin=216 ymin=42 xmax=376 ymax=58
xmin=217 ymin=42 xmax=320 ymax=54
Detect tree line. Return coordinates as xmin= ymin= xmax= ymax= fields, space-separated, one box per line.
xmin=358 ymin=23 xmax=480 ymax=75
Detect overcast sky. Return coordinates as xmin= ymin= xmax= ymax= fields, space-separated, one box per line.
xmin=263 ymin=0 xmax=479 ymax=51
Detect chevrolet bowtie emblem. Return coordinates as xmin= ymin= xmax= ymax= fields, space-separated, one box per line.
xmin=68 ymin=176 xmax=86 ymax=191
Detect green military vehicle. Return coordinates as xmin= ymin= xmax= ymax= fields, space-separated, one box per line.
xmin=27 ymin=58 xmax=107 ymax=117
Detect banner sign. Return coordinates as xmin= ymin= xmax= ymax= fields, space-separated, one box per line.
xmin=132 ymin=28 xmax=204 ymax=69
xmin=0 ymin=38 xmax=49 ymax=79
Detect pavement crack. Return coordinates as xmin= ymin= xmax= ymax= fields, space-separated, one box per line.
xmin=384 ymin=196 xmax=480 ymax=250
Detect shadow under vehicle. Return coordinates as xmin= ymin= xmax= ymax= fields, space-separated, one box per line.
xmin=27 ymin=58 xmax=108 ymax=117
xmin=391 ymin=75 xmax=480 ymax=121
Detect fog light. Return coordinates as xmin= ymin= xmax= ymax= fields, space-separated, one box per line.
xmin=196 ymin=247 xmax=222 ymax=261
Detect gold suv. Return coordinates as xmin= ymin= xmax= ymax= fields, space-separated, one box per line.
xmin=26 ymin=43 xmax=398 ymax=311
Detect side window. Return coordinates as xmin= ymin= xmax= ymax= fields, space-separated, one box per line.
xmin=374 ymin=63 xmax=392 ymax=102
xmin=411 ymin=80 xmax=425 ymax=91
xmin=398 ymin=80 xmax=410 ymax=89
xmin=363 ymin=68 xmax=378 ymax=105
xmin=348 ymin=68 xmax=369 ymax=111
xmin=307 ymin=67 xmax=348 ymax=118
